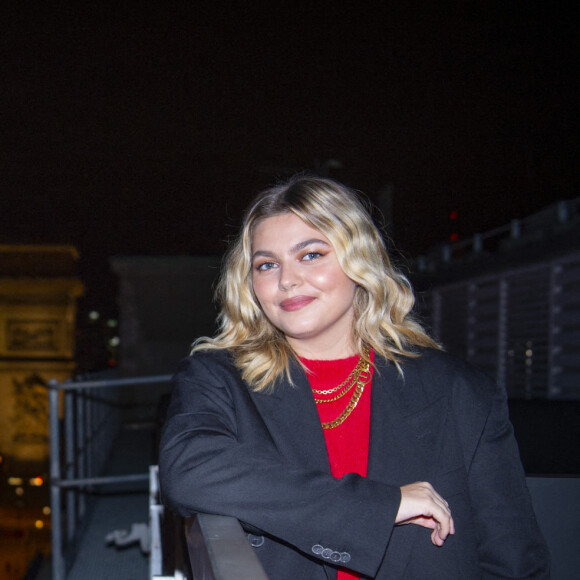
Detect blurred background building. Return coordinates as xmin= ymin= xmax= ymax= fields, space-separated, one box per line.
xmin=0 ymin=245 xmax=83 ymax=579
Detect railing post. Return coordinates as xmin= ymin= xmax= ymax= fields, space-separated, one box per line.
xmin=149 ymin=466 xmax=164 ymax=579
xmin=65 ymin=391 xmax=76 ymax=543
xmin=76 ymin=389 xmax=86 ymax=520
xmin=557 ymin=200 xmax=568 ymax=223
xmin=86 ymin=388 xmax=93 ymax=484
xmin=510 ymin=219 xmax=521 ymax=238
xmin=49 ymin=381 xmax=65 ymax=580
xmin=442 ymin=244 xmax=451 ymax=262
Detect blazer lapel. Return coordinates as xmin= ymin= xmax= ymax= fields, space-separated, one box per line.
xmin=368 ymin=356 xmax=446 ymax=482
xmin=248 ymin=358 xmax=331 ymax=473
xmin=368 ymin=355 xmax=448 ymax=577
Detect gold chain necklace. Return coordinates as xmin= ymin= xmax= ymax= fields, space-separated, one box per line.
xmin=311 ymin=350 xmax=369 ymax=395
xmin=313 ymin=380 xmax=357 ymax=403
xmin=320 ymin=381 xmax=365 ymax=430
xmin=313 ymin=351 xmax=372 ymax=430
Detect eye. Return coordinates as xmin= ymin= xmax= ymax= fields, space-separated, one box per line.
xmin=255 ymin=261 xmax=277 ymax=272
xmin=302 ymin=251 xmax=323 ymax=261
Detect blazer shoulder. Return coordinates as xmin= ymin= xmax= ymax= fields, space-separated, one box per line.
xmin=174 ymin=348 xmax=241 ymax=384
xmin=408 ymin=347 xmax=490 ymax=377
xmin=401 ymin=347 xmax=500 ymax=402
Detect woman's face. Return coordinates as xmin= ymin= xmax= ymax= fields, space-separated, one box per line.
xmin=251 ymin=213 xmax=357 ymax=359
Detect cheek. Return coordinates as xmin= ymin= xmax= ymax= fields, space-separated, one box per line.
xmin=317 ymin=269 xmax=356 ymax=296
xmin=312 ymin=268 xmax=339 ymax=289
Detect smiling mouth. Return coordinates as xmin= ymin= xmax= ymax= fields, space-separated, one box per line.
xmin=279 ymin=296 xmax=315 ymax=311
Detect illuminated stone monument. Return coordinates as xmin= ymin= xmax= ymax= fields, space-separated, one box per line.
xmin=0 ymin=245 xmax=84 ymax=469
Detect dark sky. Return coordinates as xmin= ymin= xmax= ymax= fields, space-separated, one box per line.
xmin=1 ymin=1 xmax=578 ymax=312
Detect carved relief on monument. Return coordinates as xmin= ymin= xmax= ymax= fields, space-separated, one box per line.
xmin=0 ymin=300 xmax=77 ymax=360
xmin=0 ymin=363 xmax=73 ymax=463
xmin=6 ymin=320 xmax=60 ymax=352
xmin=11 ymin=373 xmax=49 ymax=449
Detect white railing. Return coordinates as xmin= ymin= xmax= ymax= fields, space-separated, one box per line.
xmin=48 ymin=373 xmax=171 ymax=580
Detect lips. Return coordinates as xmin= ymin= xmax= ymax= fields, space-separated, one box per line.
xmin=279 ymin=296 xmax=315 ymax=312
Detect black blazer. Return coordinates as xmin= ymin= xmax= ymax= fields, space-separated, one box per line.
xmin=160 ymin=348 xmax=549 ymax=579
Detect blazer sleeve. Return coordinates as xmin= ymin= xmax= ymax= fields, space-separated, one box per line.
xmin=159 ymin=352 xmax=400 ymax=578
xmin=455 ymin=369 xmax=551 ymax=579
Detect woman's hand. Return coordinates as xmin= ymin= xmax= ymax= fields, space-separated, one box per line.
xmin=395 ymin=482 xmax=455 ymax=546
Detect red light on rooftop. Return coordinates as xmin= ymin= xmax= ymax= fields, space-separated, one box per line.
xmin=450 ymin=233 xmax=459 ymax=242
xmin=449 ymin=211 xmax=458 ymax=220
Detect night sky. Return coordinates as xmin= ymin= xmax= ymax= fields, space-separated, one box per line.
xmin=2 ymin=2 xmax=578 ymax=313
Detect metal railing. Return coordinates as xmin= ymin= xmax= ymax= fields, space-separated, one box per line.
xmin=149 ymin=465 xmax=187 ymax=580
xmin=148 ymin=464 xmax=269 ymax=580
xmin=415 ymin=195 xmax=580 ymax=271
xmin=184 ymin=514 xmax=269 ymax=580
xmin=48 ymin=373 xmax=172 ymax=580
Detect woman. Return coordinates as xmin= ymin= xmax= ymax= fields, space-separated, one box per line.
xmin=160 ymin=175 xmax=549 ymax=579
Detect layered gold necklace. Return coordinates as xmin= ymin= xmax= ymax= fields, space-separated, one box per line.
xmin=313 ymin=349 xmax=372 ymax=430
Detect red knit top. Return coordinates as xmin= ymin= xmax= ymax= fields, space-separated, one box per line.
xmin=300 ymin=352 xmax=374 ymax=580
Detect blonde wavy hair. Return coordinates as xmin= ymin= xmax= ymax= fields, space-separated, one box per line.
xmin=193 ymin=174 xmax=439 ymax=391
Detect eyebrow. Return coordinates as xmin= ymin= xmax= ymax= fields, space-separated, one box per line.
xmin=252 ymin=238 xmax=330 ymax=260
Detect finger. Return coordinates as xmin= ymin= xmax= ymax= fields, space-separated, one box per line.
xmin=435 ymin=516 xmax=450 ymax=542
xmin=425 ymin=501 xmax=453 ymax=544
xmin=431 ymin=526 xmax=443 ymax=546
xmin=430 ymin=496 xmax=454 ymax=535
xmin=403 ymin=516 xmax=438 ymax=529
xmin=438 ymin=512 xmax=456 ymax=543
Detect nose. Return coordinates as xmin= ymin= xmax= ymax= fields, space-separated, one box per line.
xmin=278 ymin=262 xmax=301 ymax=290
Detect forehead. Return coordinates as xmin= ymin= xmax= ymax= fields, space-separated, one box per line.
xmin=252 ymin=213 xmax=331 ymax=248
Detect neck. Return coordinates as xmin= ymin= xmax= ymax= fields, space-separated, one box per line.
xmin=287 ymin=334 xmax=357 ymax=360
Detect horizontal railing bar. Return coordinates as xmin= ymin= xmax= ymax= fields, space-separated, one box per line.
xmin=48 ymin=374 xmax=172 ymax=391
xmin=55 ymin=473 xmax=149 ymax=489
xmin=185 ymin=514 xmax=269 ymax=580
